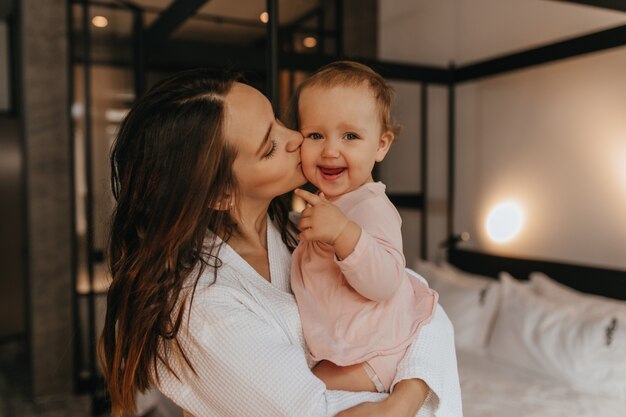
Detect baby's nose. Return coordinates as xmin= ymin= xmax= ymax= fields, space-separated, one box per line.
xmin=322 ymin=140 xmax=340 ymax=157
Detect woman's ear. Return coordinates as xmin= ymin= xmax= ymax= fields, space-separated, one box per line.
xmin=212 ymin=195 xmax=236 ymax=211
xmin=375 ymin=131 xmax=395 ymax=162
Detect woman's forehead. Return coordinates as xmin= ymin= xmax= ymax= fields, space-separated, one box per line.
xmin=229 ymin=82 xmax=272 ymax=112
xmin=224 ymin=83 xmax=273 ymax=150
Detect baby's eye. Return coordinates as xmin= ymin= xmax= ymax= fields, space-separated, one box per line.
xmin=306 ymin=133 xmax=323 ymax=140
xmin=345 ymin=132 xmax=359 ymax=140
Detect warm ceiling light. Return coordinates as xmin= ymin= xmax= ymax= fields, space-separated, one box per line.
xmin=92 ymin=16 xmax=108 ymax=28
xmin=486 ymin=201 xmax=524 ymax=243
xmin=303 ymin=36 xmax=317 ymax=48
xmin=260 ymin=12 xmax=269 ymax=23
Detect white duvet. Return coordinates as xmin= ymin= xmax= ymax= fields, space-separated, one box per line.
xmin=457 ymin=349 xmax=626 ymax=417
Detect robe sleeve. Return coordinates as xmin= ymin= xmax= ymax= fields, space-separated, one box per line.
xmin=392 ymin=269 xmax=464 ymax=417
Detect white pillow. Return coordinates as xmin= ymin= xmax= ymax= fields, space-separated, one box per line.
xmin=440 ymin=261 xmax=495 ymax=287
xmin=488 ymin=272 xmax=626 ymax=399
xmin=530 ymin=272 xmax=626 ymax=317
xmin=414 ymin=260 xmax=494 ymax=288
xmin=413 ymin=260 xmax=500 ymax=351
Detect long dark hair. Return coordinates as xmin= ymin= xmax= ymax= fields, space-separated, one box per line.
xmin=99 ymin=68 xmax=296 ymax=415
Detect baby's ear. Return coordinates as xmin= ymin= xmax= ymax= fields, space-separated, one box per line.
xmin=375 ymin=131 xmax=395 ymax=162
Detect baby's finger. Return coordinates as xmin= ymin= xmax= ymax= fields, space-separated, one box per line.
xmin=299 ymin=206 xmax=313 ymax=218
xmin=318 ymin=192 xmax=327 ymax=201
xmin=294 ymin=188 xmax=322 ymax=206
xmin=298 ymin=228 xmax=313 ymax=241
xmin=298 ymin=217 xmax=312 ymax=230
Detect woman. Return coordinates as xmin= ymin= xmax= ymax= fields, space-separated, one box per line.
xmin=100 ymin=68 xmax=461 ymax=417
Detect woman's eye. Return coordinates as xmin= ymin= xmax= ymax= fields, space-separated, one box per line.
xmin=345 ymin=133 xmax=359 ymax=140
xmin=307 ymin=133 xmax=323 ymax=140
xmin=264 ymin=140 xmax=278 ymax=159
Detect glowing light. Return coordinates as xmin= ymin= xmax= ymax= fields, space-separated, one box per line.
xmin=105 ymin=108 xmax=129 ymax=122
xmin=303 ymin=37 xmax=317 ymax=48
xmin=91 ymin=16 xmax=108 ymax=28
xmin=486 ymin=201 xmax=524 ymax=243
xmin=260 ymin=12 xmax=269 ymax=23
xmin=71 ymin=102 xmax=83 ymax=118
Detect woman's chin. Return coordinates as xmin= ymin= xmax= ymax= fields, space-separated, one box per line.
xmin=289 ymin=176 xmax=308 ymax=192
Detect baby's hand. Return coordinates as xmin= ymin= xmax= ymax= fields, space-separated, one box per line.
xmin=294 ymin=189 xmax=349 ymax=245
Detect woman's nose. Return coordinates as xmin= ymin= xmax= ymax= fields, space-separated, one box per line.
xmin=285 ymin=128 xmax=303 ymax=153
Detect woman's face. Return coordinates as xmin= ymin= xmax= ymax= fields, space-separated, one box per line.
xmin=224 ymin=83 xmax=306 ymax=205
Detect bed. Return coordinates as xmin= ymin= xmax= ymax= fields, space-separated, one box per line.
xmin=457 ymin=349 xmax=625 ymax=417
xmin=414 ymin=250 xmax=626 ymax=417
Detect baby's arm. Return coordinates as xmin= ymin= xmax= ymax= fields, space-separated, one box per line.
xmin=336 ymin=199 xmax=406 ymax=302
xmin=294 ymin=188 xmax=406 ymax=302
xmin=312 ymin=360 xmax=378 ymax=392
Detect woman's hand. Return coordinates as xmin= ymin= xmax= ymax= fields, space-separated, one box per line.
xmin=336 ymin=378 xmax=429 ymax=417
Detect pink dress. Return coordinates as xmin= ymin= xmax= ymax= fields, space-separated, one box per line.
xmin=291 ymin=182 xmax=438 ymax=391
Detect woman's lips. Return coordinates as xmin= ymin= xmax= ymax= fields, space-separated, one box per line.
xmin=319 ymin=166 xmax=345 ymax=180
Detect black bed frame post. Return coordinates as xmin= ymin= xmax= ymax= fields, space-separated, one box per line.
xmin=335 ymin=0 xmax=344 ymax=57
xmin=317 ymin=6 xmax=325 ymax=54
xmin=66 ymin=0 xmax=79 ymax=396
xmin=79 ymin=0 xmax=97 ymax=397
xmin=446 ymin=63 xmax=456 ymax=250
xmin=266 ymin=0 xmax=279 ymax=112
xmin=420 ymin=83 xmax=428 ymax=260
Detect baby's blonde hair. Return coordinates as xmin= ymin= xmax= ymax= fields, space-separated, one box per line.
xmin=285 ymin=61 xmax=401 ymax=135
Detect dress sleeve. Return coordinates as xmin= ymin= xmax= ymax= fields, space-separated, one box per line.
xmin=155 ymin=288 xmax=388 ymax=417
xmin=392 ymin=269 xmax=464 ymax=417
xmin=336 ymin=198 xmax=407 ymax=302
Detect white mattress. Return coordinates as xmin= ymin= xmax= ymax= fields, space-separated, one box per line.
xmin=457 ymin=349 xmax=626 ymax=417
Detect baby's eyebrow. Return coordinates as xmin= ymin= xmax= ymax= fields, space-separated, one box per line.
xmin=337 ymin=122 xmax=361 ymax=132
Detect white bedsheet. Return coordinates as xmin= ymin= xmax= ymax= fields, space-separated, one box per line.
xmin=457 ymin=349 xmax=626 ymax=417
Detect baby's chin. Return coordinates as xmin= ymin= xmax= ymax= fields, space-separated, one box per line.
xmin=303 ymin=180 xmax=336 ymax=200
xmin=314 ymin=186 xmax=344 ymax=201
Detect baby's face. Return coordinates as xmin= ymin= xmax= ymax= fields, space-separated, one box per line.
xmin=298 ymin=84 xmax=393 ymax=200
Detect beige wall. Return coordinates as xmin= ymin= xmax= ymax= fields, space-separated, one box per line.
xmin=456 ymin=48 xmax=626 ymax=270
xmin=379 ymin=0 xmax=626 ymax=269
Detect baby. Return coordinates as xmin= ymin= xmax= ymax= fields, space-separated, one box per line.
xmin=289 ymin=61 xmax=438 ymax=393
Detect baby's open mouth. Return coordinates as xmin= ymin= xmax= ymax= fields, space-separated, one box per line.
xmin=319 ymin=166 xmax=346 ymax=179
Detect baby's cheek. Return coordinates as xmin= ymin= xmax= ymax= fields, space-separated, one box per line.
xmin=299 ymin=144 xmax=315 ymax=169
xmin=301 ymin=162 xmax=316 ymax=183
